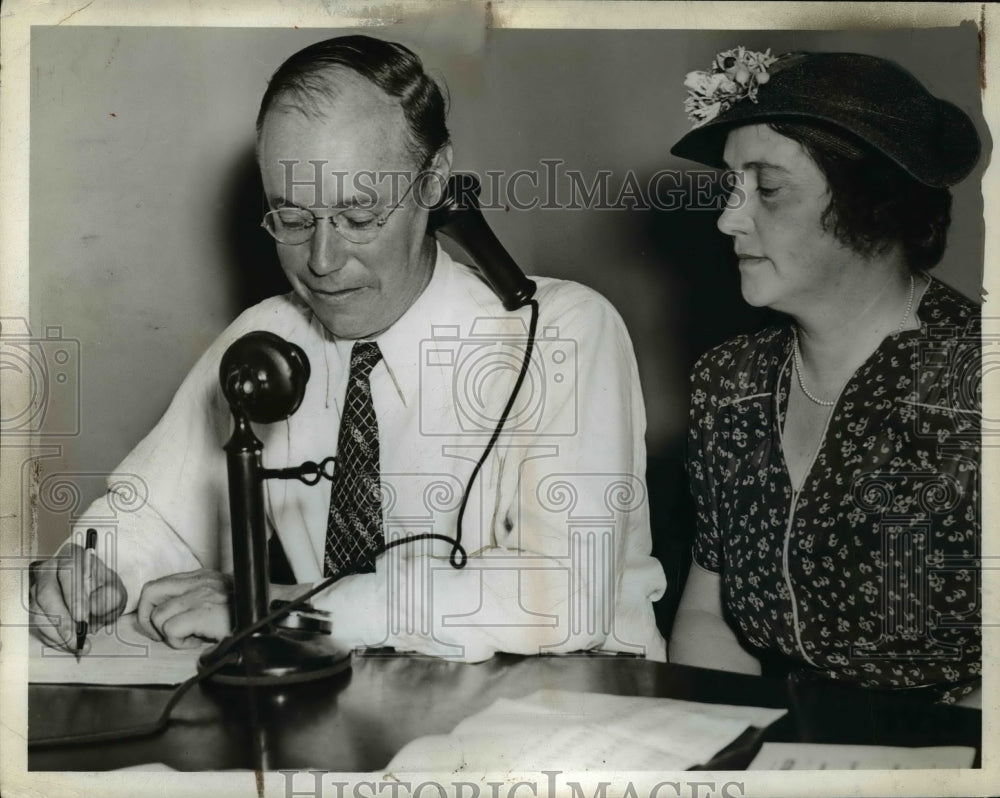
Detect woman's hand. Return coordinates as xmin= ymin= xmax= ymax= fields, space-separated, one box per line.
xmin=956 ymin=687 xmax=982 ymax=709
xmin=136 ymin=569 xmax=233 ymax=648
xmin=30 ymin=543 xmax=127 ymax=653
xmin=669 ymin=563 xmax=762 ymax=675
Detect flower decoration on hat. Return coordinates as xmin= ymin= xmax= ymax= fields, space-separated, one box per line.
xmin=683 ymin=46 xmax=777 ymax=128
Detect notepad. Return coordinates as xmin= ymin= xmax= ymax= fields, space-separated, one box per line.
xmin=28 ymin=613 xmax=207 ymax=685
xmin=748 ymin=742 xmax=977 ymax=770
xmin=387 ymin=689 xmax=787 ymax=771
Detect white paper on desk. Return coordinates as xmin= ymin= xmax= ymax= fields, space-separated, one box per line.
xmin=388 ymin=688 xmax=786 ymax=772
xmin=748 ymin=742 xmax=977 ymax=770
xmin=29 ymin=613 xmax=206 ymax=685
xmin=464 ymin=688 xmax=787 ymax=727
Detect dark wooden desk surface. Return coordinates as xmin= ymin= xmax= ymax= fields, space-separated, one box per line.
xmin=28 ymin=653 xmax=981 ymax=771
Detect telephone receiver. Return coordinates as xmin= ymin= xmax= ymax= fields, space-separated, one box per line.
xmin=428 ymin=173 xmax=537 ymax=311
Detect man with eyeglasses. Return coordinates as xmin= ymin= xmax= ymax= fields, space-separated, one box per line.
xmin=30 ymin=35 xmax=667 ymax=663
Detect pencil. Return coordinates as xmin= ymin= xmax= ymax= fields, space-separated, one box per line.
xmin=75 ymin=528 xmax=98 ymax=660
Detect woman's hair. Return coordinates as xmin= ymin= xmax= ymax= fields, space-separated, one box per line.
xmin=768 ymin=120 xmax=952 ymax=271
xmin=256 ymin=35 xmax=450 ymax=168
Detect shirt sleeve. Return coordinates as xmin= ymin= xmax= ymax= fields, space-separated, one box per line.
xmin=314 ymin=287 xmax=667 ymax=662
xmin=687 ymin=352 xmax=723 ymax=574
xmin=64 ymin=305 xmax=283 ymax=613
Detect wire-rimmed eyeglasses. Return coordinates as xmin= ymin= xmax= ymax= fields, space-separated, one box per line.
xmin=261 ymin=177 xmax=419 ymax=246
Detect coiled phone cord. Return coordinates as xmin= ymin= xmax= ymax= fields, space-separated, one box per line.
xmin=31 ymin=299 xmax=539 ymax=749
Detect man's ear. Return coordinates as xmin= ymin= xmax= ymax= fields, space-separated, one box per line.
xmin=418 ymin=142 xmax=454 ymax=208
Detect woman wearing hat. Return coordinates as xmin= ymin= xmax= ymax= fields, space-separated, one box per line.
xmin=668 ymin=49 xmax=982 ymax=703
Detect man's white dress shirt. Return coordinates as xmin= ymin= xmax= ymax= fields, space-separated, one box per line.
xmin=69 ymin=246 xmax=667 ymax=662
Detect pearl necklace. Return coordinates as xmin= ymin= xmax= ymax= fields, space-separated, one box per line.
xmin=792 ymin=273 xmax=916 ymax=408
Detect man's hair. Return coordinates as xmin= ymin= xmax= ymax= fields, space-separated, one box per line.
xmin=256 ymin=35 xmax=450 ymax=168
xmin=768 ymin=120 xmax=952 ymax=271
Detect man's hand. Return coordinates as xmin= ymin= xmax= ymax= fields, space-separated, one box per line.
xmin=29 ymin=543 xmax=127 ymax=653
xmin=136 ymin=569 xmax=234 ymax=648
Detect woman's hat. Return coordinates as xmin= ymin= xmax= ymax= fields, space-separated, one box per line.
xmin=670 ymin=49 xmax=981 ymax=188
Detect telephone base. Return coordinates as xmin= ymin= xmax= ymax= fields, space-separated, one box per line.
xmin=198 ymin=630 xmax=352 ymax=686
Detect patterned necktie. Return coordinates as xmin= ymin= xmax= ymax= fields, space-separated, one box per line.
xmin=324 ymin=341 xmax=384 ymax=576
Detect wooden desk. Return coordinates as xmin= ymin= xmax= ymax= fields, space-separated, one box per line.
xmin=28 ymin=653 xmax=981 ymax=771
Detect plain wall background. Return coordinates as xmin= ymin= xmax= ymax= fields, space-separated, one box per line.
xmin=29 ymin=24 xmax=987 ymax=555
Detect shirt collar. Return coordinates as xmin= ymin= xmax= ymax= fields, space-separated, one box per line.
xmin=327 ymin=243 xmax=460 ymax=406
